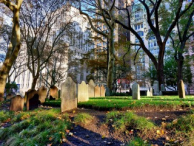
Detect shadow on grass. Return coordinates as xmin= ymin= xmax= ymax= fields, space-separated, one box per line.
xmin=62 ymin=124 xmax=124 ymax=146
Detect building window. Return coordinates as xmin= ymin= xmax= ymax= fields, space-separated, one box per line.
xmin=134 ymin=23 xmax=143 ymax=30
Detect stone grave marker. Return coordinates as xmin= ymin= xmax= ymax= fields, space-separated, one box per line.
xmin=146 ymin=89 xmax=150 ymax=96
xmin=88 ymin=79 xmax=95 ymax=97
xmin=38 ymin=86 xmax=47 ymax=104
xmin=153 ymin=80 xmax=159 ymax=95
xmin=100 ymin=85 xmax=106 ymax=97
xmin=61 ymin=77 xmax=77 ymax=112
xmin=150 ymin=88 xmax=153 ymax=96
xmin=132 ymin=82 xmax=140 ymax=100
xmin=161 ymin=84 xmax=165 ymax=91
xmin=50 ymin=85 xmax=58 ymax=100
xmin=178 ymin=80 xmax=185 ymax=98
xmin=25 ymin=89 xmax=40 ymax=110
xmin=78 ymin=81 xmax=89 ymax=102
xmin=10 ymin=95 xmax=24 ymax=111
xmin=94 ymin=85 xmax=101 ymax=97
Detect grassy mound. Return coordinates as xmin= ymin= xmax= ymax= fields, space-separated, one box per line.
xmin=0 ymin=108 xmax=71 ymax=146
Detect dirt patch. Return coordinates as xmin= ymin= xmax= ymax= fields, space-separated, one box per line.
xmin=63 ymin=108 xmax=191 ymax=146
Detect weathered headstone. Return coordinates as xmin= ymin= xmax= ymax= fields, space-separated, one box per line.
xmin=100 ymin=85 xmax=106 ymax=97
xmin=29 ymin=93 xmax=40 ymax=110
xmin=153 ymin=80 xmax=159 ymax=95
xmin=178 ymin=80 xmax=185 ymax=98
xmin=105 ymin=87 xmax=111 ymax=96
xmin=78 ymin=81 xmax=89 ymax=102
xmin=150 ymin=88 xmax=153 ymax=96
xmin=94 ymin=85 xmax=101 ymax=97
xmin=88 ymin=79 xmax=95 ymax=97
xmin=38 ymin=86 xmax=47 ymax=104
xmin=50 ymin=85 xmax=58 ymax=100
xmin=146 ymin=89 xmax=150 ymax=96
xmin=61 ymin=77 xmax=77 ymax=112
xmin=25 ymin=89 xmax=39 ymax=110
xmin=132 ymin=83 xmax=140 ymax=100
xmin=161 ymin=84 xmax=165 ymax=91
xmin=10 ymin=95 xmax=24 ymax=111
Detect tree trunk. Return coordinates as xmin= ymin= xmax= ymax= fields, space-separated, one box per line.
xmin=107 ymin=29 xmax=115 ymax=93
xmin=177 ymin=53 xmax=184 ymax=90
xmin=157 ymin=44 xmax=165 ymax=91
xmin=31 ymin=76 xmax=38 ymax=90
xmin=157 ymin=64 xmax=164 ymax=91
xmin=0 ymin=74 xmax=7 ymax=101
xmin=0 ymin=7 xmax=21 ymax=101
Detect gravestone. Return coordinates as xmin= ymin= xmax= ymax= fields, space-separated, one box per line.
xmin=88 ymin=80 xmax=95 ymax=97
xmin=146 ymin=89 xmax=150 ymax=96
xmin=153 ymin=80 xmax=159 ymax=95
xmin=161 ymin=84 xmax=165 ymax=91
xmin=178 ymin=80 xmax=185 ymax=98
xmin=150 ymin=88 xmax=153 ymax=96
xmin=100 ymin=85 xmax=106 ymax=97
xmin=132 ymin=83 xmax=140 ymax=100
xmin=78 ymin=81 xmax=89 ymax=102
xmin=29 ymin=93 xmax=40 ymax=110
xmin=10 ymin=95 xmax=24 ymax=111
xmin=105 ymin=87 xmax=111 ymax=96
xmin=25 ymin=89 xmax=39 ymax=110
xmin=94 ymin=85 xmax=101 ymax=97
xmin=61 ymin=77 xmax=77 ymax=112
xmin=38 ymin=86 xmax=47 ymax=104
xmin=50 ymin=85 xmax=58 ymax=100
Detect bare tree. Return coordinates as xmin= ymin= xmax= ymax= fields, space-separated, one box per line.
xmin=114 ymin=0 xmax=194 ymax=89
xmin=79 ymin=0 xmax=119 ymax=93
xmin=0 ymin=0 xmax=23 ymax=101
xmin=39 ymin=41 xmax=68 ymax=88
xmin=20 ymin=0 xmax=74 ymax=89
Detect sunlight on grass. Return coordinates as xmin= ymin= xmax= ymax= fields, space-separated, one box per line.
xmin=0 ymin=108 xmax=71 ymax=145
xmin=106 ymin=111 xmax=155 ymax=132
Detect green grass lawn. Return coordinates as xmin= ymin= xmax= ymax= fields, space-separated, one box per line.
xmin=0 ymin=108 xmax=71 ymax=145
xmin=44 ymin=95 xmax=194 ymax=110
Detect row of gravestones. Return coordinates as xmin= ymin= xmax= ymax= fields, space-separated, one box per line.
xmin=10 ymin=86 xmax=59 ymax=111
xmin=61 ymin=78 xmax=106 ymax=112
xmin=152 ymin=80 xmax=185 ymax=98
xmin=78 ymin=80 xmax=106 ymax=102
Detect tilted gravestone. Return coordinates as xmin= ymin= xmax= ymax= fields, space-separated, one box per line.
xmin=50 ymin=85 xmax=58 ymax=100
xmin=61 ymin=77 xmax=77 ymax=112
xmin=132 ymin=83 xmax=140 ymax=100
xmin=100 ymin=85 xmax=106 ymax=97
xmin=153 ymin=80 xmax=159 ymax=95
xmin=25 ymin=89 xmax=40 ymax=110
xmin=10 ymin=95 xmax=24 ymax=111
xmin=94 ymin=85 xmax=101 ymax=97
xmin=78 ymin=81 xmax=89 ymax=102
xmin=88 ymin=79 xmax=95 ymax=97
xmin=38 ymin=86 xmax=47 ymax=104
xmin=178 ymin=80 xmax=185 ymax=98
